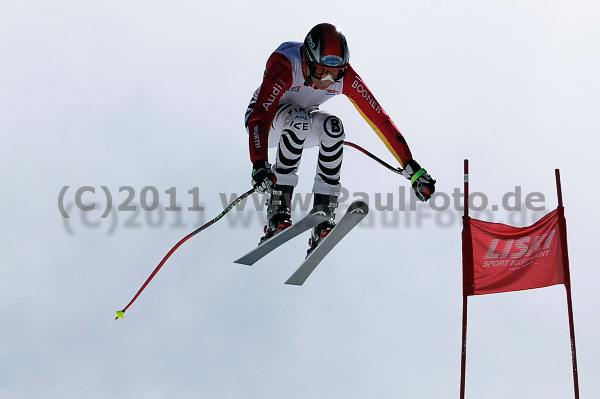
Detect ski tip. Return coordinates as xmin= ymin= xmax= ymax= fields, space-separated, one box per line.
xmin=115 ymin=310 xmax=125 ymax=320
xmin=284 ymin=279 xmax=304 ymax=286
xmin=347 ymin=200 xmax=369 ymax=214
xmin=233 ymin=258 xmax=254 ymax=266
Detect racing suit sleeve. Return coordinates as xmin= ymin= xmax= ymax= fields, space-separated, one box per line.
xmin=247 ymin=52 xmax=293 ymax=163
xmin=342 ymin=64 xmax=413 ymax=167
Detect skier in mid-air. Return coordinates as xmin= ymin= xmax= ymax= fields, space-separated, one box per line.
xmin=246 ymin=23 xmax=436 ymax=252
xmin=116 ymin=23 xmax=441 ymax=315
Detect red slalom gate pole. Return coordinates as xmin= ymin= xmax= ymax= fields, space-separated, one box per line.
xmin=460 ymin=160 xmax=470 ymax=399
xmin=555 ymin=169 xmax=580 ymax=399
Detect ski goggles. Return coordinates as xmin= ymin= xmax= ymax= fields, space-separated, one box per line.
xmin=309 ymin=63 xmax=347 ymax=82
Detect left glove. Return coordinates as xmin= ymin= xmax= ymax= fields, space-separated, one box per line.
xmin=251 ymin=160 xmax=276 ymax=193
xmin=402 ymin=159 xmax=436 ymax=202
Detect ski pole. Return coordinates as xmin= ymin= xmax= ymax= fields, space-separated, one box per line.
xmin=343 ymin=141 xmax=404 ymax=174
xmin=115 ymin=187 xmax=256 ymax=320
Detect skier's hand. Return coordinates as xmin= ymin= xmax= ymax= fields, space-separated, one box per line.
xmin=251 ymin=160 xmax=276 ymax=193
xmin=402 ymin=159 xmax=436 ymax=202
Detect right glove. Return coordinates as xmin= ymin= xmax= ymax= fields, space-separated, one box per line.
xmin=251 ymin=160 xmax=276 ymax=193
xmin=401 ymin=159 xmax=436 ymax=202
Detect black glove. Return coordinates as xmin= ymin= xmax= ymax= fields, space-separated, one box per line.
xmin=251 ymin=160 xmax=276 ymax=193
xmin=402 ymin=159 xmax=436 ymax=202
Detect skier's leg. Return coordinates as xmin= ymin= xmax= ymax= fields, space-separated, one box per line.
xmin=261 ymin=106 xmax=312 ymax=242
xmin=271 ymin=106 xmax=311 ymax=186
xmin=306 ymin=111 xmax=345 ymax=254
xmin=310 ymin=111 xmax=345 ymax=197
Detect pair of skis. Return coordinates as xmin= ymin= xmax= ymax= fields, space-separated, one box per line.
xmin=234 ymin=200 xmax=369 ymax=285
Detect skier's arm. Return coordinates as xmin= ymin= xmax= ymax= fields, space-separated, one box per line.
xmin=342 ymin=65 xmax=413 ymax=167
xmin=343 ymin=65 xmax=436 ymax=201
xmin=247 ymin=52 xmax=293 ymax=163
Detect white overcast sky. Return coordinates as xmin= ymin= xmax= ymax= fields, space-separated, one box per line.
xmin=1 ymin=1 xmax=599 ymax=398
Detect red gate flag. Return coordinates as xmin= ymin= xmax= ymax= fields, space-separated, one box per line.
xmin=460 ymin=165 xmax=578 ymax=399
xmin=462 ymin=207 xmax=566 ymax=296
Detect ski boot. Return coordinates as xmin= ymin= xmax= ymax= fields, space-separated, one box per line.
xmin=307 ymin=193 xmax=338 ymax=257
xmin=259 ymin=184 xmax=294 ymax=245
